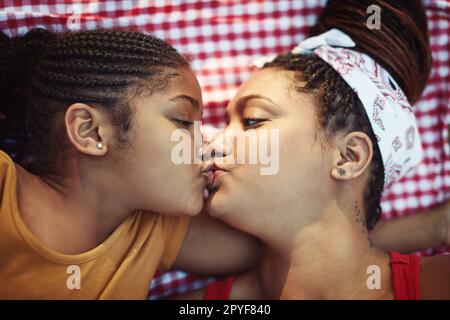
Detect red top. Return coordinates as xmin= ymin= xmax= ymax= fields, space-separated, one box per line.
xmin=389 ymin=251 xmax=421 ymax=300
xmin=204 ymin=252 xmax=421 ymax=300
xmin=204 ymin=275 xmax=237 ymax=300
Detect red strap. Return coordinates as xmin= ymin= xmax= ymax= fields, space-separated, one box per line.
xmin=204 ymin=276 xmax=236 ymax=300
xmin=389 ymin=251 xmax=421 ymax=300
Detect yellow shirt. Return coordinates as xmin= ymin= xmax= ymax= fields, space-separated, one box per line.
xmin=0 ymin=150 xmax=190 ymax=299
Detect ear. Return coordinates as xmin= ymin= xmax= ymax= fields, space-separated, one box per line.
xmin=64 ymin=103 xmax=113 ymax=156
xmin=330 ymin=131 xmax=373 ymax=182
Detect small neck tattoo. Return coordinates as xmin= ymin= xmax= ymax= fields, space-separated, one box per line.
xmin=354 ymin=201 xmax=374 ymax=248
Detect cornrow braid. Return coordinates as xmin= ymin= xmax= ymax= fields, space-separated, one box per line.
xmin=40 ymin=59 xmax=152 ymax=75
xmin=0 ymin=28 xmax=189 ymax=176
xmin=35 ymin=67 xmax=135 ymax=88
xmin=264 ymin=54 xmax=385 ymax=230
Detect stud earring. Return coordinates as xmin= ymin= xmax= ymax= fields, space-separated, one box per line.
xmin=337 ymin=168 xmax=346 ymax=176
xmin=96 ymin=142 xmax=103 ymax=150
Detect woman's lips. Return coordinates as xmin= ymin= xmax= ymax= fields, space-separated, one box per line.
xmin=213 ymin=169 xmax=226 ymax=179
xmin=202 ymin=164 xmax=228 ymax=192
xmin=209 ymin=169 xmax=227 ymax=191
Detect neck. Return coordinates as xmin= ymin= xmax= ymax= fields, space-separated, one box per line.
xmin=255 ymin=197 xmax=393 ymax=299
xmin=16 ymin=159 xmax=135 ymax=254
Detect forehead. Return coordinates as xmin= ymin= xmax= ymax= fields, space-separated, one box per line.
xmin=225 ymin=68 xmax=322 ymax=133
xmin=236 ymin=68 xmax=293 ymax=97
xmin=132 ymin=67 xmax=203 ymax=113
xmin=229 ymin=68 xmax=312 ymax=111
xmin=134 ymin=67 xmax=202 ymax=99
xmin=166 ymin=68 xmax=202 ymax=101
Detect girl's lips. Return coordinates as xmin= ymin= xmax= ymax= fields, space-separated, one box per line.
xmin=202 ymin=170 xmax=215 ymax=188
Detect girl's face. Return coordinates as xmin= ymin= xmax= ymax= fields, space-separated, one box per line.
xmin=205 ymin=68 xmax=337 ymax=233
xmin=113 ymin=68 xmax=206 ymax=216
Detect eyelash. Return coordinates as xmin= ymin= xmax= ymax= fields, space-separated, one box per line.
xmin=174 ymin=119 xmax=194 ymax=127
xmin=242 ymin=118 xmax=267 ymax=128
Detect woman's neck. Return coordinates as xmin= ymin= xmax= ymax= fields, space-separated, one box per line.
xmin=16 ymin=162 xmax=135 ymax=254
xmin=255 ymin=200 xmax=394 ymax=299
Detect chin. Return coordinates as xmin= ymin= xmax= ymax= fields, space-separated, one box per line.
xmin=181 ymin=193 xmax=204 ymax=216
xmin=205 ymin=189 xmax=231 ymax=219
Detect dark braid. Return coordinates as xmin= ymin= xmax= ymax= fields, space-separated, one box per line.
xmin=264 ymin=54 xmax=385 ymax=230
xmin=0 ymin=28 xmax=189 ymax=176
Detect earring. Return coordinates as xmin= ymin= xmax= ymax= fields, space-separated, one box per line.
xmin=96 ymin=142 xmax=103 ymax=150
xmin=337 ymin=168 xmax=346 ymax=176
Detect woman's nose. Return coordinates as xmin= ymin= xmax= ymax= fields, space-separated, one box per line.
xmin=202 ymin=129 xmax=234 ymax=161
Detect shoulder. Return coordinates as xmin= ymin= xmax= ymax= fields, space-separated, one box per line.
xmin=158 ymin=213 xmax=191 ymax=239
xmin=0 ymin=150 xmax=14 ymax=173
xmin=231 ymin=271 xmax=266 ymax=300
xmin=0 ymin=150 xmax=16 ymax=193
xmin=421 ymin=254 xmax=450 ymax=299
xmin=132 ymin=211 xmax=191 ymax=243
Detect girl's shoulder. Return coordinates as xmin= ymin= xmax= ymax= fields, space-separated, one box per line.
xmin=0 ymin=149 xmax=17 ymax=200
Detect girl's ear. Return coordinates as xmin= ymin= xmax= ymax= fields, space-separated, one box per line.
xmin=65 ymin=103 xmax=113 ymax=156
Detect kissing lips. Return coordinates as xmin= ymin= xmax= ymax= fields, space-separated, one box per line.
xmin=202 ymin=170 xmax=214 ymax=188
xmin=203 ymin=164 xmax=228 ymax=192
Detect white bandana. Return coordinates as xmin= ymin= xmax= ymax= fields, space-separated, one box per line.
xmin=254 ymin=29 xmax=423 ymax=187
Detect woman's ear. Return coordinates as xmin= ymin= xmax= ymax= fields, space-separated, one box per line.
xmin=330 ymin=131 xmax=373 ymax=182
xmin=64 ymin=103 xmax=113 ymax=156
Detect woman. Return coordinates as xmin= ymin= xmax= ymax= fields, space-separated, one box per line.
xmin=0 ymin=28 xmax=261 ymax=299
xmin=181 ymin=0 xmax=450 ymax=299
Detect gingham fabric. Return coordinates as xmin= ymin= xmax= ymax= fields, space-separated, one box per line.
xmin=1 ymin=0 xmax=449 ymax=300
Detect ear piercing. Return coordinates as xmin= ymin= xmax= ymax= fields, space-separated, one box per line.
xmin=96 ymin=142 xmax=104 ymax=150
xmin=337 ymin=168 xmax=346 ymax=176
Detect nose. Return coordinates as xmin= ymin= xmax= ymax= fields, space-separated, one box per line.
xmin=202 ymin=128 xmax=234 ymax=162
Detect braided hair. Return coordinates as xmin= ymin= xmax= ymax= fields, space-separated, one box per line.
xmin=0 ymin=28 xmax=189 ymax=176
xmin=264 ymin=0 xmax=431 ymax=230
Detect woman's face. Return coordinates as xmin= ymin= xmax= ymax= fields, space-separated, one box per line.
xmin=113 ymin=67 xmax=206 ymax=216
xmin=205 ymin=68 xmax=337 ymax=233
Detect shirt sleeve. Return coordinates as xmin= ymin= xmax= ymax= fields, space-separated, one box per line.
xmin=158 ymin=214 xmax=191 ymax=271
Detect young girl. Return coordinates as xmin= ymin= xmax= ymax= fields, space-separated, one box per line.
xmin=0 ymin=28 xmax=261 ymax=299
xmin=179 ymin=0 xmax=450 ymax=300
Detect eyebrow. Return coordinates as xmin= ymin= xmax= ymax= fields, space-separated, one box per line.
xmin=224 ymin=94 xmax=279 ymax=123
xmin=236 ymin=94 xmax=279 ymax=110
xmin=170 ymin=94 xmax=200 ymax=110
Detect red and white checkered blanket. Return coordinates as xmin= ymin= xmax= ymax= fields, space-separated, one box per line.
xmin=1 ymin=0 xmax=449 ymax=299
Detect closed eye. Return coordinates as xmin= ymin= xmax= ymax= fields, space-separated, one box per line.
xmin=173 ymin=119 xmax=194 ymax=127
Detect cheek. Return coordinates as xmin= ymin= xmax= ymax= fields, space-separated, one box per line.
xmin=134 ymin=117 xmax=191 ymax=170
xmin=132 ymin=119 xmax=200 ymax=187
xmin=132 ymin=114 xmax=169 ymax=158
xmin=227 ymin=126 xmax=324 ymax=200
xmin=279 ymin=128 xmax=333 ymax=197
